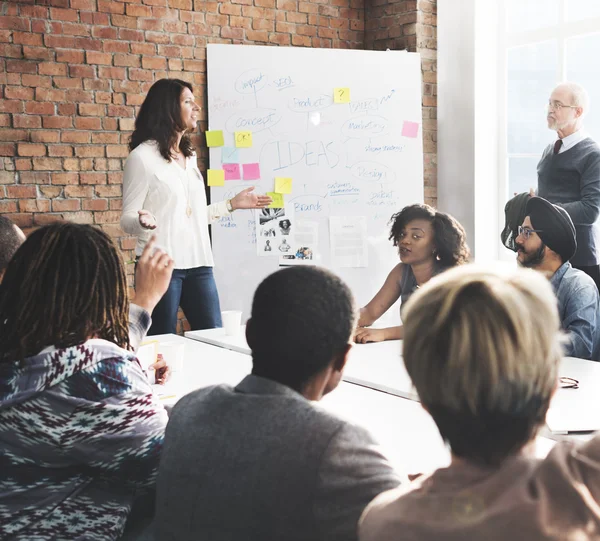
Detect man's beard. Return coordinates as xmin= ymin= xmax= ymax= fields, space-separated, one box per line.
xmin=548 ymin=117 xmax=572 ymax=131
xmin=517 ymin=243 xmax=546 ymax=268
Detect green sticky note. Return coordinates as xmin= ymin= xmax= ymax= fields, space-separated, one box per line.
xmin=267 ymin=192 xmax=284 ymax=208
xmin=334 ymin=87 xmax=351 ymax=103
xmin=207 ymin=169 xmax=225 ymax=186
xmin=206 ymin=130 xmax=225 ymax=147
xmin=235 ymin=131 xmax=253 ymax=148
xmin=275 ymin=177 xmax=292 ymax=194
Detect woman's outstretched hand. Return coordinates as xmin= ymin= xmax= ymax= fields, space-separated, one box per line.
xmin=231 ymin=187 xmax=273 ymax=210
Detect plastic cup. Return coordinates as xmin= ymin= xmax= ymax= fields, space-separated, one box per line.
xmin=157 ymin=342 xmax=185 ymax=373
xmin=222 ymin=310 xmax=242 ymax=336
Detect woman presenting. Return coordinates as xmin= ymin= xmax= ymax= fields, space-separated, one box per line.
xmin=121 ymin=78 xmax=271 ymax=335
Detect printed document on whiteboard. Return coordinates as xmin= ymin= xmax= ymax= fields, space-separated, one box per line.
xmin=329 ymin=216 xmax=368 ymax=268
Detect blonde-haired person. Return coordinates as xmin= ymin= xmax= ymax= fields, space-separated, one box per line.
xmin=359 ymin=265 xmax=600 ymax=541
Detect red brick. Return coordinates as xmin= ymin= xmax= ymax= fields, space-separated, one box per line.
xmin=98 ymin=66 xmax=127 ymax=79
xmin=119 ymin=118 xmax=136 ymax=131
xmin=40 ymin=186 xmax=62 ymax=198
xmin=128 ymin=68 xmax=153 ymax=81
xmin=25 ymin=102 xmax=55 ymax=115
xmin=103 ymin=118 xmax=119 ymax=131
xmin=74 ymin=146 xmax=104 ymax=158
xmin=18 ymin=172 xmax=51 ymax=185
xmin=34 ymin=214 xmax=64 ymax=226
xmin=126 ymin=4 xmax=152 ymax=16
xmin=65 ymin=186 xmax=93 ymax=197
xmin=113 ymin=54 xmax=140 ymax=67
xmin=44 ymin=34 xmax=77 ymax=49
xmin=61 ymin=131 xmax=91 ymax=144
xmin=18 ymin=143 xmax=46 ymax=157
xmin=0 ymin=113 xmax=9 ymax=127
xmin=71 ymin=0 xmax=97 ymax=9
xmin=98 ymin=0 xmax=124 ymax=13
xmin=0 ymin=100 xmax=23 ymax=114
xmin=74 ymin=37 xmax=103 ymax=51
xmin=20 ymin=6 xmax=49 ymax=18
xmin=96 ymin=91 xmax=112 ymax=104
xmin=31 ymin=131 xmax=59 ymax=143
xmin=119 ymin=29 xmax=144 ymax=42
xmin=172 ymin=34 xmax=194 ymax=46
xmin=52 ymin=199 xmax=81 ymax=212
xmin=142 ymin=56 xmax=167 ymax=69
xmin=43 ymin=116 xmax=73 ymax=129
xmin=32 ymin=157 xmax=63 ymax=171
xmin=62 ymin=22 xmax=90 ymax=36
xmin=12 ymin=31 xmax=41 ymax=46
xmin=94 ymin=210 xmax=120 ymax=223
xmin=69 ymin=65 xmax=96 ymax=78
xmin=80 ymin=172 xmax=107 ymax=185
xmin=35 ymin=88 xmax=66 ymax=102
xmin=92 ymin=25 xmax=118 ymax=39
xmin=49 ymin=7 xmax=79 ymax=21
xmin=56 ymin=50 xmax=84 ymax=64
xmin=0 ymin=171 xmax=16 ymax=184
xmin=247 ymin=30 xmax=268 ymax=42
xmin=54 ymin=77 xmax=84 ymax=90
xmin=107 ymin=172 xmax=123 ymax=184
xmin=83 ymin=78 xmax=111 ymax=91
xmin=111 ymin=14 xmax=137 ymax=29
xmin=6 ymin=60 xmax=37 ymax=74
xmin=78 ymin=103 xmax=106 ymax=116
xmin=95 ymin=185 xmax=122 ymax=197
xmin=82 ymin=198 xmax=109 ymax=211
xmin=20 ymin=199 xmax=51 ymax=213
xmin=5 ymin=86 xmax=34 ymax=100
xmin=0 ymin=16 xmax=31 ymax=31
xmin=48 ymin=145 xmax=74 ymax=157
xmin=182 ymin=59 xmax=204 ymax=72
xmin=14 ymin=115 xmax=42 ymax=129
xmin=7 ymin=185 xmax=37 ymax=198
xmin=52 ymin=172 xmax=79 ymax=185
xmin=74 ymin=117 xmax=102 ymax=130
xmin=269 ymin=33 xmax=291 ymax=45
xmin=0 ymin=143 xmax=15 ymax=156
xmin=15 ymin=159 xmax=33 ymax=171
xmin=57 ymin=104 xmax=76 ymax=116
xmin=86 ymin=51 xmax=112 ymax=65
xmin=39 ymin=62 xmax=68 ymax=76
xmin=0 ymin=200 xmax=18 ymax=213
xmin=65 ymin=89 xmax=94 ymax=103
xmin=22 ymin=74 xmax=52 ymax=88
xmin=105 ymin=145 xmax=128 ymax=158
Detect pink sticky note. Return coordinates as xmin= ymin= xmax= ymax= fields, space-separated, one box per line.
xmin=242 ymin=163 xmax=261 ymax=180
xmin=402 ymin=121 xmax=420 ymax=138
xmin=223 ymin=163 xmax=241 ymax=181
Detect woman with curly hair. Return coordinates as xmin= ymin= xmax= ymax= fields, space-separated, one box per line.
xmin=121 ymin=78 xmax=272 ymax=335
xmin=355 ymin=204 xmax=470 ymax=343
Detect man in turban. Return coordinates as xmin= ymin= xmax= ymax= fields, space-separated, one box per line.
xmin=516 ymin=196 xmax=600 ymax=360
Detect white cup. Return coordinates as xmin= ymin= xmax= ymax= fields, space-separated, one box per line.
xmin=222 ymin=310 xmax=242 ymax=336
xmin=137 ymin=342 xmax=158 ymax=384
xmin=157 ymin=342 xmax=185 ymax=373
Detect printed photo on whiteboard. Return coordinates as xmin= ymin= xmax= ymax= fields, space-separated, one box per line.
xmin=279 ymin=220 xmax=319 ymax=266
xmin=256 ymin=206 xmax=295 ymax=256
xmin=329 ymin=216 xmax=368 ymax=268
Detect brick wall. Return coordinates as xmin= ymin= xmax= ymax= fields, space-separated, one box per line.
xmin=0 ymin=0 xmax=436 ymax=332
xmin=365 ymin=0 xmax=437 ymax=206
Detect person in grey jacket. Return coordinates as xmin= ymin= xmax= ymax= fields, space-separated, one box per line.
xmin=537 ymin=82 xmax=600 ymax=289
xmin=154 ymin=266 xmax=403 ymax=541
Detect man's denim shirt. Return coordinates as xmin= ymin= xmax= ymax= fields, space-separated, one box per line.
xmin=550 ymin=262 xmax=600 ymax=360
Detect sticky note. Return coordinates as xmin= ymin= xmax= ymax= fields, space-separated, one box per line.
xmin=267 ymin=192 xmax=284 ymax=208
xmin=235 ymin=131 xmax=253 ymax=148
xmin=223 ymin=163 xmax=241 ymax=181
xmin=207 ymin=169 xmax=225 ymax=186
xmin=206 ymin=130 xmax=224 ymax=147
xmin=402 ymin=121 xmax=420 ymax=138
xmin=242 ymin=163 xmax=260 ymax=180
xmin=334 ymin=87 xmax=351 ymax=103
xmin=222 ymin=146 xmax=239 ymax=163
xmin=275 ymin=177 xmax=293 ymax=194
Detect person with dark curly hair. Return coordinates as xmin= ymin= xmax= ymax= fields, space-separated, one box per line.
xmin=355 ymin=203 xmax=470 ymax=343
xmin=121 ymin=78 xmax=272 ymax=335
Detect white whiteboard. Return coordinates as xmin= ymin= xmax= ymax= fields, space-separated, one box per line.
xmin=207 ymin=44 xmax=423 ymax=321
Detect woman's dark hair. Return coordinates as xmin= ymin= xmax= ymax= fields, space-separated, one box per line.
xmin=129 ymin=78 xmax=195 ymax=162
xmin=388 ymin=203 xmax=470 ymax=269
xmin=0 ymin=223 xmax=130 ymax=362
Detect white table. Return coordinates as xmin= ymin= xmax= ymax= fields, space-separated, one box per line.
xmin=184 ymin=329 xmax=600 ymax=436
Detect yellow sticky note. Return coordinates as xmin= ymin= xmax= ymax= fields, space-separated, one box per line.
xmin=207 ymin=169 xmax=225 ymax=186
xmin=334 ymin=87 xmax=351 ymax=103
xmin=235 ymin=131 xmax=253 ymax=148
xmin=206 ymin=130 xmax=225 ymax=147
xmin=275 ymin=177 xmax=292 ymax=194
xmin=267 ymin=192 xmax=284 ymax=208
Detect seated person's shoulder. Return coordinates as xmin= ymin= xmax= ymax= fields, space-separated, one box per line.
xmin=567 ymin=266 xmax=598 ymax=294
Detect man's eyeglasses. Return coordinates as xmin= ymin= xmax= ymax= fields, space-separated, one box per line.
xmin=517 ymin=226 xmax=543 ymax=239
xmin=559 ymin=376 xmax=579 ymax=389
xmin=547 ymin=101 xmax=579 ymax=112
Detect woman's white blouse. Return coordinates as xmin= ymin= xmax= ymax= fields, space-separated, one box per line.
xmin=121 ymin=141 xmax=230 ymax=269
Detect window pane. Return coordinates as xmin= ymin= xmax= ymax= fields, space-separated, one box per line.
xmin=507 ymin=40 xmax=558 ymax=155
xmin=505 ymin=0 xmax=559 ymax=33
xmin=508 ymin=157 xmax=539 ymax=199
xmin=566 ymin=0 xmax=600 ymax=22
xmin=566 ymin=33 xmax=600 ymax=143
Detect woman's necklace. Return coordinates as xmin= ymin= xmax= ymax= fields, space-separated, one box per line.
xmin=173 ymin=149 xmax=192 ymax=217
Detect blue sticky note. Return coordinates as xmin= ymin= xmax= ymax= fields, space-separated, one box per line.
xmin=222 ymin=147 xmax=239 ymax=164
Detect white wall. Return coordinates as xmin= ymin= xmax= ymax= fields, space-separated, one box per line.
xmin=438 ymin=0 xmax=501 ymax=262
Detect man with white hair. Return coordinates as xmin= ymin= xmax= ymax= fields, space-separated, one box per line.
xmin=537 ymin=82 xmax=600 ymax=289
